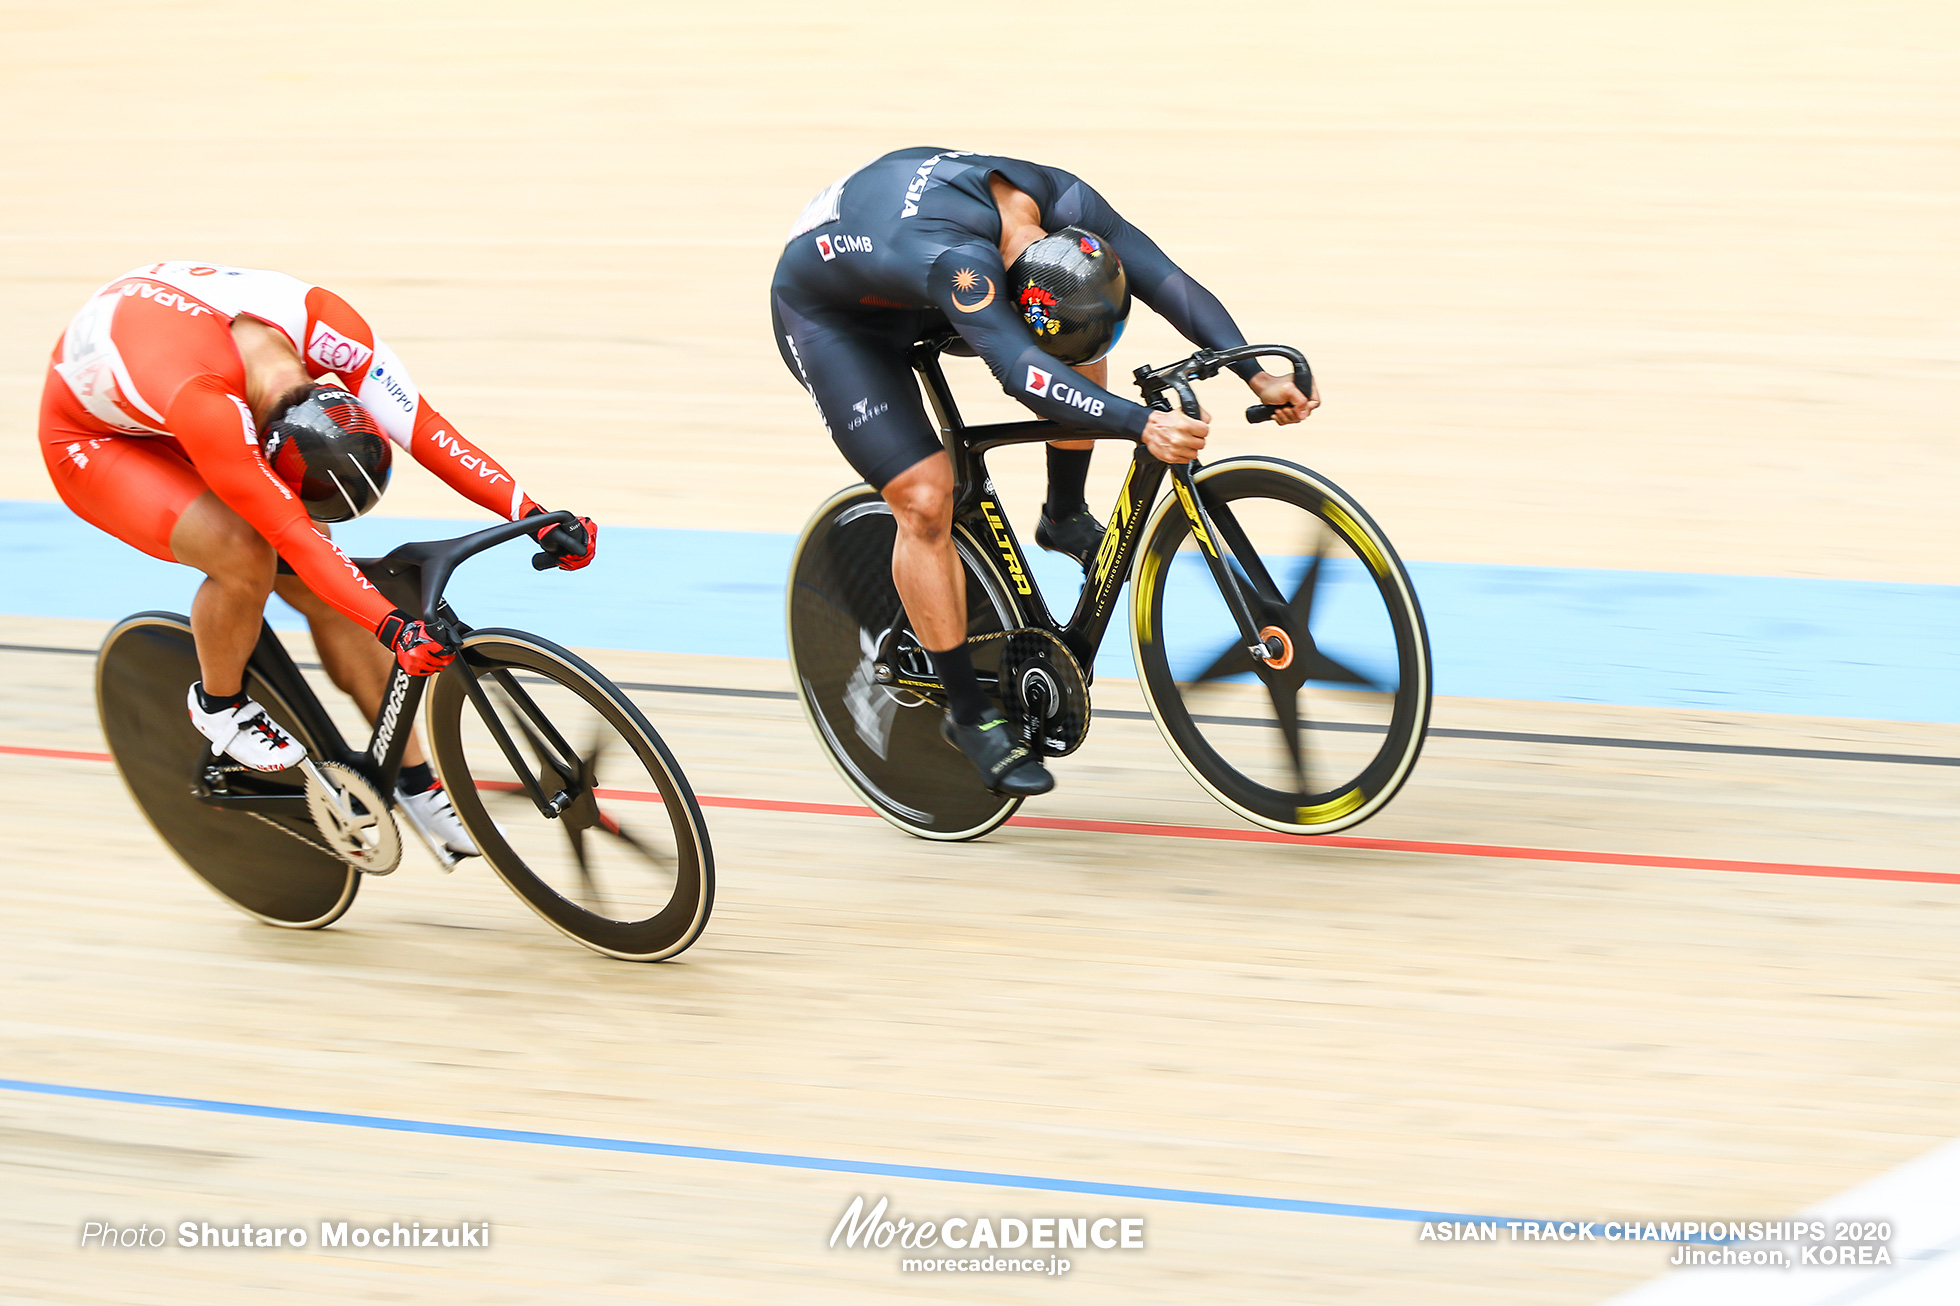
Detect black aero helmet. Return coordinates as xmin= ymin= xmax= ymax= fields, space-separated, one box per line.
xmin=1006 ymin=226 xmax=1130 ymax=365
xmin=260 ymin=384 xmax=392 ymax=522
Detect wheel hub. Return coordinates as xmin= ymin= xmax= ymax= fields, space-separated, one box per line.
xmin=1255 ymin=624 xmax=1295 ymax=671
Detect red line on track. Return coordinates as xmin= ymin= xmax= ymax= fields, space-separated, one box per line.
xmin=3 ymin=744 xmax=114 ymax=763
xmin=7 ymin=742 xmax=1951 ymax=886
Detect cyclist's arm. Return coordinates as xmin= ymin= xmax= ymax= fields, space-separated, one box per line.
xmin=303 ymin=289 xmax=539 ymax=521
xmin=164 ymin=375 xmax=398 ymax=632
xmin=356 ymin=338 xmax=539 ymax=520
xmin=1049 ymin=178 xmax=1265 ymax=382
xmin=929 ymin=247 xmax=1151 ymax=437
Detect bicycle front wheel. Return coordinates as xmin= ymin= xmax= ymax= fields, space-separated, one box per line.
xmin=427 ymin=630 xmax=713 ymax=961
xmin=1131 ymin=458 xmax=1431 ymax=835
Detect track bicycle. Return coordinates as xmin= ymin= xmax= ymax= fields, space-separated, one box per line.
xmin=787 ymin=336 xmax=1432 ymax=841
xmin=96 ymin=512 xmax=714 ymax=961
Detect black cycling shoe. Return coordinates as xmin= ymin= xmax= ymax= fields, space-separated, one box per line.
xmin=940 ymin=713 xmax=1055 ymax=797
xmin=1034 ymin=508 xmax=1106 ymax=570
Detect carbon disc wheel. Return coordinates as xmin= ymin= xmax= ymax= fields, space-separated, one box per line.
xmin=1130 ymin=458 xmax=1432 ymax=834
xmin=786 ymin=485 xmax=1025 ymax=841
xmin=96 ymin=613 xmax=359 ymax=928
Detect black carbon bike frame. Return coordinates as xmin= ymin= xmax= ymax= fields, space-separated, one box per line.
xmin=907 ymin=333 xmax=1316 ymax=681
xmin=191 ymin=511 xmax=584 ymax=820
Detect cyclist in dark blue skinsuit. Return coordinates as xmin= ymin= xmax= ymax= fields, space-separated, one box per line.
xmin=772 ymin=147 xmax=1317 ymax=796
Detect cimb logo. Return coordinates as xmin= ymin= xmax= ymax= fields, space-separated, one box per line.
xmin=817 ymin=233 xmax=874 ymax=260
xmin=1022 ymin=366 xmax=1106 ymax=417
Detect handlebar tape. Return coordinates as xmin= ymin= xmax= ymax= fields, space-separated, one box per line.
xmin=531 ymin=518 xmax=591 ymax=569
xmin=1245 ymin=366 xmax=1314 ymax=424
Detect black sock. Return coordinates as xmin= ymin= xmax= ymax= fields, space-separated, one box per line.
xmin=194 ymin=682 xmax=247 ymax=714
xmin=1044 ymin=445 xmax=1093 ymax=520
xmin=929 ymin=643 xmax=993 ymax=726
xmin=399 ymin=762 xmax=437 ymax=795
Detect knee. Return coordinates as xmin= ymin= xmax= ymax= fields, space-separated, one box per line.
xmin=883 ymin=469 xmax=953 ymax=537
xmin=201 ymin=519 xmax=277 ymax=595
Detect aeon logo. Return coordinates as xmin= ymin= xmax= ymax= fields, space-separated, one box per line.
xmin=307 ymin=322 xmax=373 ymax=377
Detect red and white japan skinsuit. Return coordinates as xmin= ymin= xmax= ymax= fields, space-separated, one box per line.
xmin=46 ymin=261 xmax=539 ymax=633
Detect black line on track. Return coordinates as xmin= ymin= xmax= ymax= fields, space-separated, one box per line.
xmin=6 ymin=641 xmax=1954 ymax=769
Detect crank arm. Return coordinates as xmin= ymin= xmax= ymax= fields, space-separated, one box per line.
xmin=400 ymin=813 xmax=465 ymax=873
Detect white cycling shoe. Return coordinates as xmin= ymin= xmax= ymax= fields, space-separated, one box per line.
xmin=396 ymin=782 xmax=480 ymax=860
xmin=187 ymin=684 xmax=306 ymax=772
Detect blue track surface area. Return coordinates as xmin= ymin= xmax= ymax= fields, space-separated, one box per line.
xmin=2 ymin=501 xmax=1954 ymax=722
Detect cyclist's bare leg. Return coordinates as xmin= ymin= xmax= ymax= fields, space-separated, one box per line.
xmin=1045 ymin=358 xmax=1107 ymax=489
xmin=273 ymin=573 xmax=429 ymax=769
xmin=881 ymin=451 xmax=965 ymax=650
xmin=168 ymin=491 xmax=277 ymax=698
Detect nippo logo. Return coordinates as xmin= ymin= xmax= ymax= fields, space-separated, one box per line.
xmin=1024 ymin=365 xmax=1051 ymax=397
xmin=816 ymin=234 xmax=836 ymax=262
xmin=306 ymin=322 xmax=373 ymax=377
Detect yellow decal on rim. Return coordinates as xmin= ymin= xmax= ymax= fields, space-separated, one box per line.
xmin=1172 ymin=479 xmax=1217 ymax=556
xmin=1296 ymin=787 xmax=1364 ymax=824
xmin=1319 ymin=500 xmax=1386 ymax=577
xmin=1134 ymin=546 xmax=1163 ymax=645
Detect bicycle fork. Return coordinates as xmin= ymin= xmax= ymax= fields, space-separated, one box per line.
xmin=1168 ymin=463 xmax=1288 ymax=667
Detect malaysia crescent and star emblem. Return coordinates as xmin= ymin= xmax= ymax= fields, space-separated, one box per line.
xmin=950 ymin=267 xmax=996 ymax=313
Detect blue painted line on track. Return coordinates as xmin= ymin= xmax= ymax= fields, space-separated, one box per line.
xmin=0 ymin=1076 xmax=1487 ymax=1224
xmin=3 ymin=501 xmax=1956 ymax=721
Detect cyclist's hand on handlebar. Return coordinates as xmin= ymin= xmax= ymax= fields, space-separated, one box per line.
xmin=1142 ymin=409 xmax=1209 ymax=464
xmin=525 ymin=508 xmax=599 ymax=571
xmin=376 ymin=610 xmax=456 ymax=677
xmin=1248 ymin=370 xmax=1320 ymax=425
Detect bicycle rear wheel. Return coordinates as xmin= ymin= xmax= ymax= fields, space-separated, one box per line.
xmin=1131 ymin=458 xmax=1431 ymax=834
xmin=786 ymin=484 xmax=1024 ymax=840
xmin=96 ymin=613 xmax=359 ymax=928
xmin=426 ymin=629 xmax=713 ymax=961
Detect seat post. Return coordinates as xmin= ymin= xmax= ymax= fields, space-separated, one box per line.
xmin=910 ymin=336 xmax=983 ymax=508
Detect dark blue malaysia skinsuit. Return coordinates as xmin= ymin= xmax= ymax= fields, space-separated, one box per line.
xmin=771 ymin=146 xmax=1265 ymax=489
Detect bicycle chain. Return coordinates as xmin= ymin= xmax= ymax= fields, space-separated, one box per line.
xmin=242 ymin=807 xmax=341 ymax=859
xmin=204 ymin=761 xmax=346 ymax=862
xmin=870 ymin=627 xmax=1093 ymax=756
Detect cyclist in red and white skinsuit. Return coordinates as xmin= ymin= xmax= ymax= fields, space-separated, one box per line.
xmin=40 ymin=261 xmax=598 ymax=858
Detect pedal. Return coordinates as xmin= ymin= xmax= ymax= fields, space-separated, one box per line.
xmin=401 ymin=816 xmax=465 ymax=873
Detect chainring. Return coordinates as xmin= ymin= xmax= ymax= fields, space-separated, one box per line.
xmin=971 ymin=628 xmax=1091 ymax=757
xmin=303 ymin=761 xmax=402 ymax=875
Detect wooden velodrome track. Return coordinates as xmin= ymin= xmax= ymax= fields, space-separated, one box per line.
xmin=2 ymin=2 xmax=1956 ymax=1302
